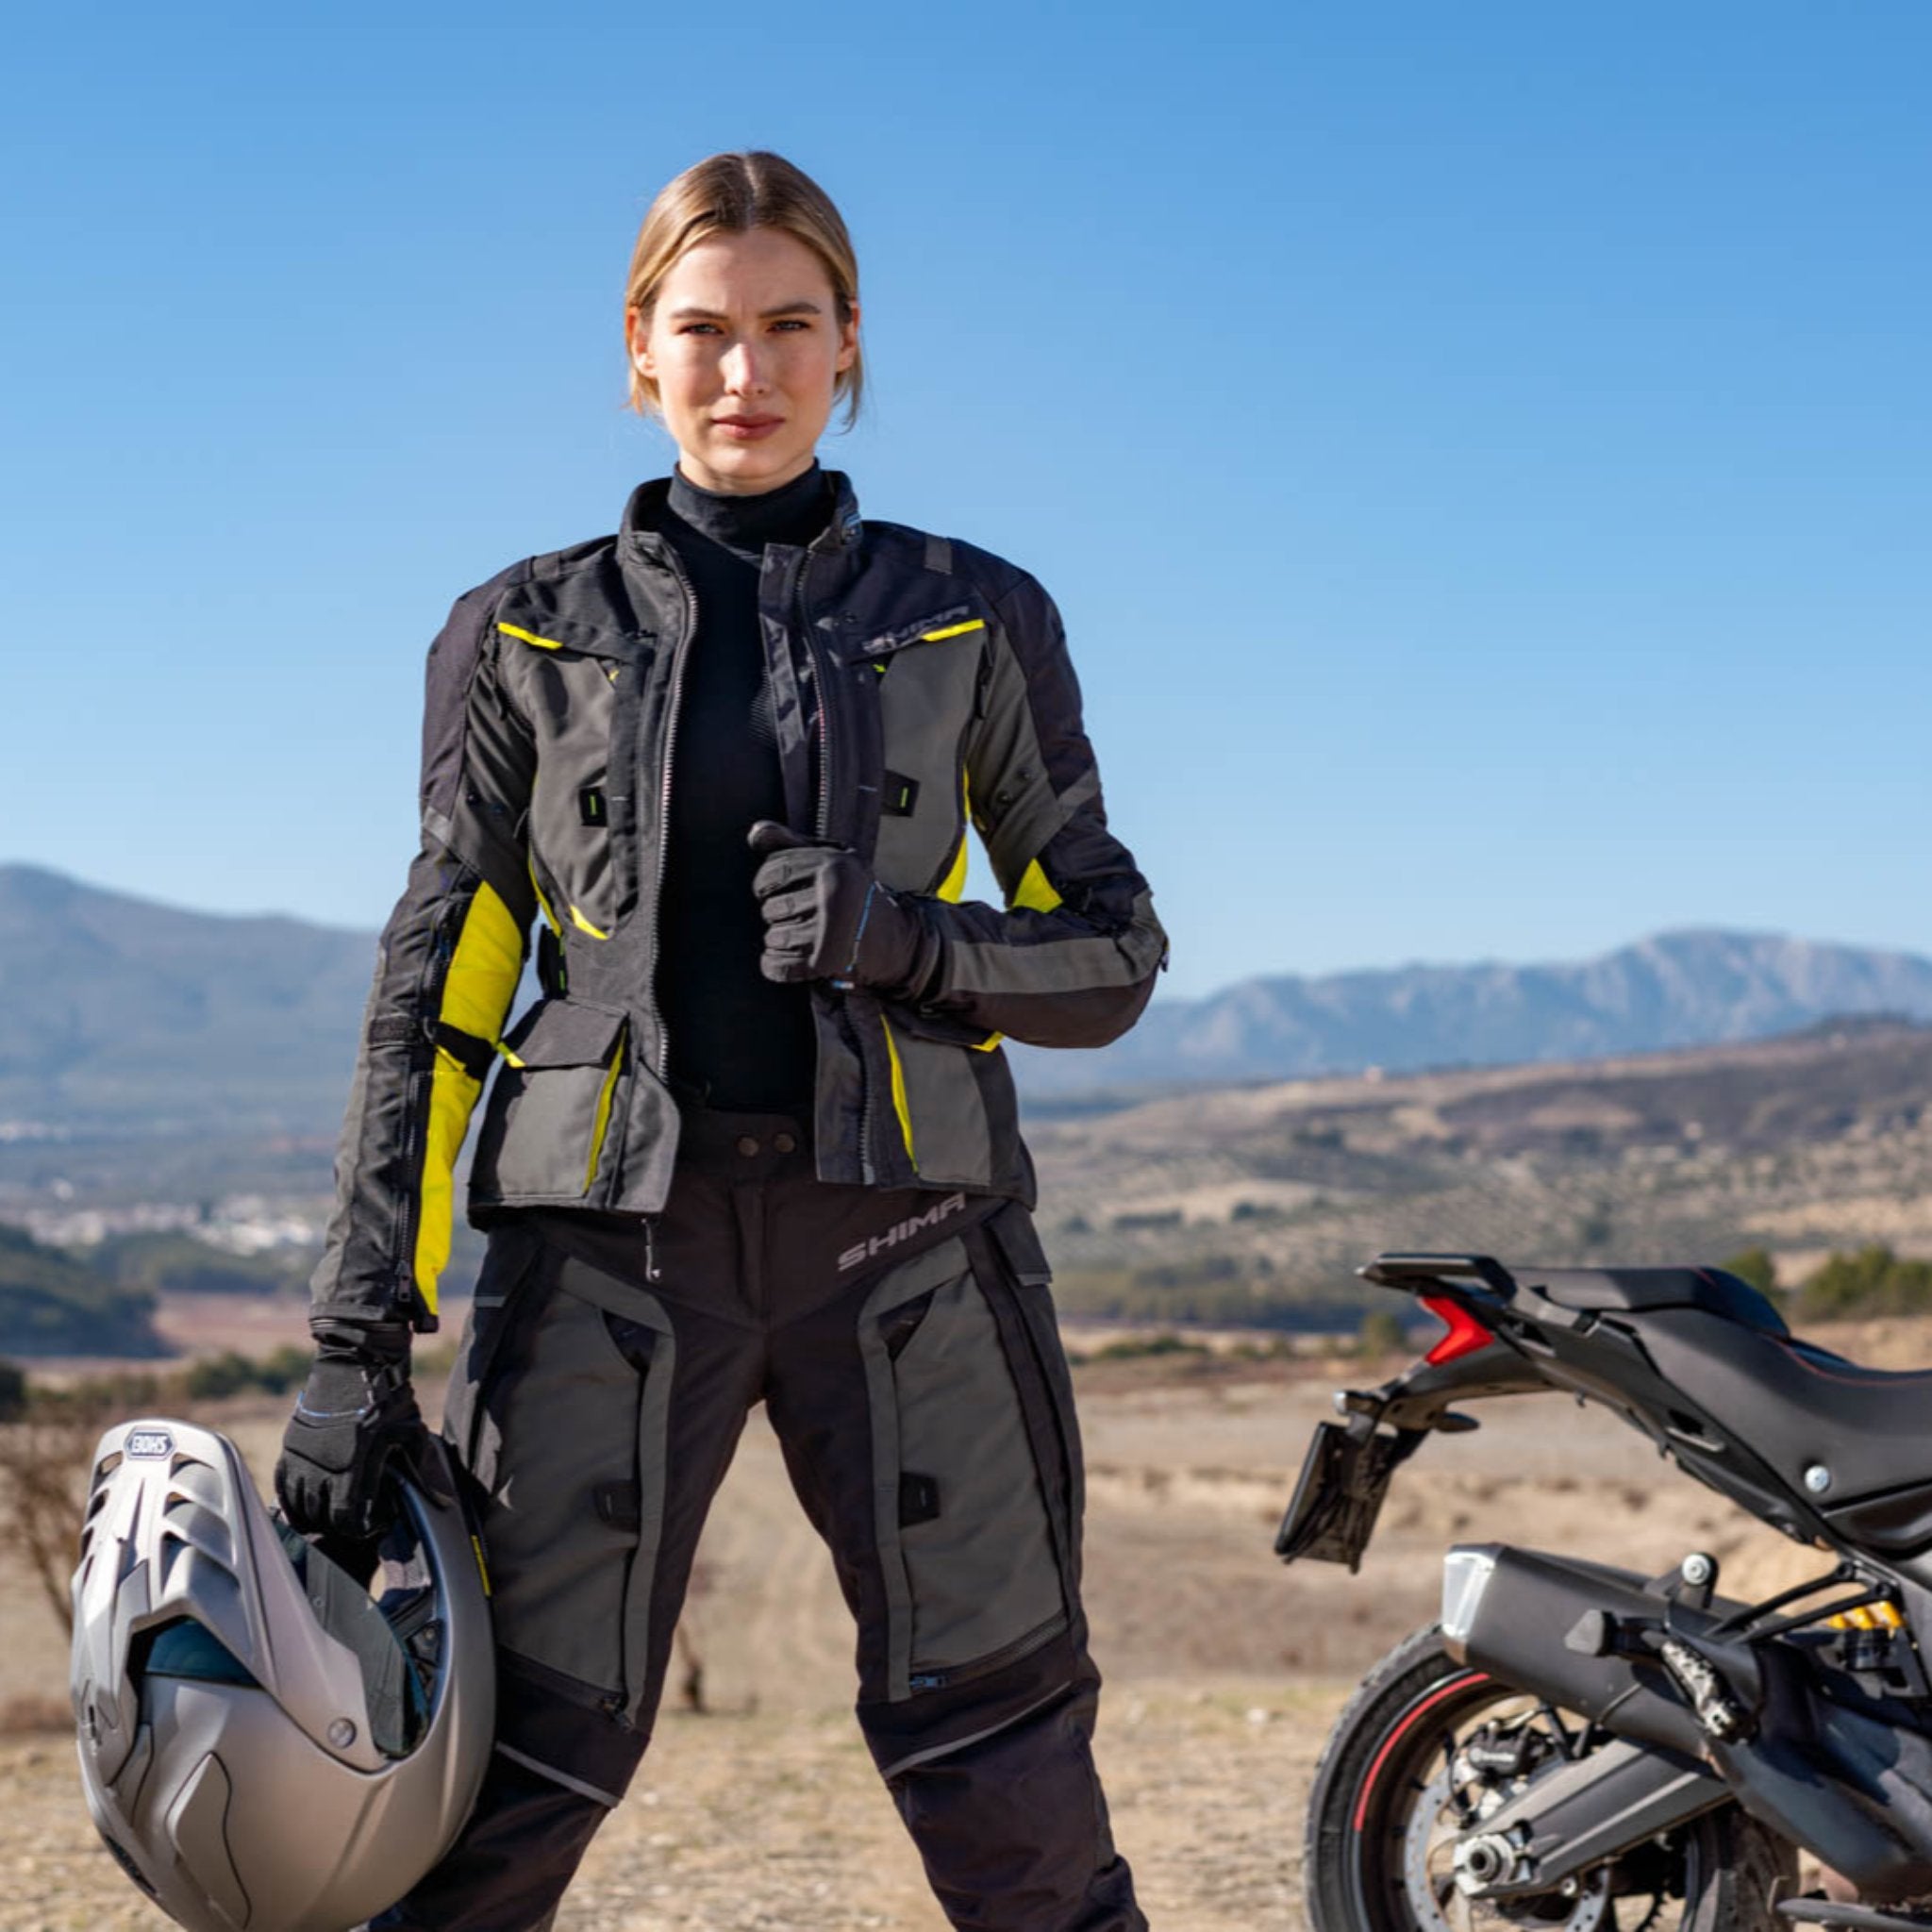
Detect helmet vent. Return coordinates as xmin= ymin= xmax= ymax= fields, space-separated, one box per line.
xmin=158 ymin=1457 xmax=242 ymax=1608
xmin=161 ymin=1492 xmax=236 ymax=1574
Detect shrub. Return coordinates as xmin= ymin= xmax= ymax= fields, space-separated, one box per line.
xmin=1229 ymin=1200 xmax=1284 ymax=1223
xmin=1111 ymin=1209 xmax=1183 ymax=1233
xmin=1796 ymin=1245 xmax=1932 ymax=1322
xmin=1721 ymin=1246 xmax=1780 ymax=1297
xmin=182 ymin=1351 xmax=259 ymax=1401
xmin=1090 ymin=1332 xmax=1209 ymax=1362
xmin=1357 ymin=1308 xmax=1407 ymax=1360
xmin=182 ymin=1344 xmax=313 ymax=1402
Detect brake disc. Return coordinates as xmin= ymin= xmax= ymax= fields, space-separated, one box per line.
xmin=1402 ymin=1760 xmax=1612 ymax=1932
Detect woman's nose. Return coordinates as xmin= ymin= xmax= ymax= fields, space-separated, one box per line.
xmin=721 ymin=338 xmax=770 ymax=394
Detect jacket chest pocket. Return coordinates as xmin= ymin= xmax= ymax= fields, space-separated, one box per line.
xmin=497 ymin=618 xmax=653 ymax=941
xmin=851 ymin=610 xmax=986 ymax=900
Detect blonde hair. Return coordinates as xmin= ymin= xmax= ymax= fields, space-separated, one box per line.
xmin=625 ymin=151 xmax=863 ymax=425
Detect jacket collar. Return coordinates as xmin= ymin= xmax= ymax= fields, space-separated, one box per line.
xmin=620 ymin=466 xmax=863 ymax=561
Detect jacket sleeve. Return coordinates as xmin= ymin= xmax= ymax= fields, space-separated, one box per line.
xmin=308 ymin=582 xmax=538 ymax=1336
xmin=909 ymin=570 xmax=1167 ymax=1049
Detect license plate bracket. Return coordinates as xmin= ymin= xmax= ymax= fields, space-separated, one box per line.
xmin=1274 ymin=1420 xmax=1421 ymax=1572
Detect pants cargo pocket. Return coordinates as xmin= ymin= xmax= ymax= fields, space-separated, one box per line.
xmin=442 ymin=1221 xmax=548 ymax=1491
xmin=479 ymin=1254 xmax=675 ymax=1724
xmin=980 ymin=1201 xmax=1086 ymax=1596
xmin=858 ymin=1232 xmax=1072 ymax=1703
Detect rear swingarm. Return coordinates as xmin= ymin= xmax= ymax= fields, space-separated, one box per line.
xmin=1444 ymin=1542 xmax=1932 ymax=1901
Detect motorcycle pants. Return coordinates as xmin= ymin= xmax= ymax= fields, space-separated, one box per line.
xmin=374 ymin=1108 xmax=1145 ymax=1932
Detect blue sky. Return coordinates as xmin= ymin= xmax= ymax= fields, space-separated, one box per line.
xmin=3 ymin=2 xmax=1926 ymax=998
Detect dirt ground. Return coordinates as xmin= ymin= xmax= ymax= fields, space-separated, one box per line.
xmin=0 ymin=1329 xmax=1889 ymax=1930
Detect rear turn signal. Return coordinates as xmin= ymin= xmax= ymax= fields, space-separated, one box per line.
xmin=1421 ymin=1294 xmax=1494 ymax=1366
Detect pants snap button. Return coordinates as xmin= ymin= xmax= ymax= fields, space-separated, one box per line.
xmin=774 ymin=1132 xmax=797 ymax=1155
xmin=735 ymin=1136 xmax=760 ymax=1158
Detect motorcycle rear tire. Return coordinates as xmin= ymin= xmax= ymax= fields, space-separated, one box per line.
xmin=1306 ymin=1624 xmax=1796 ymax=1932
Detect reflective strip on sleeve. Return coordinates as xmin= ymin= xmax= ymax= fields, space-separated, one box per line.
xmin=440 ymin=880 xmax=525 ymax=1039
xmin=413 ymin=879 xmax=525 ymax=1313
xmin=416 ymin=1051 xmax=480 ymax=1316
xmin=881 ymin=1017 xmax=917 ymax=1171
xmin=919 ymin=618 xmax=987 ymax=643
xmin=1009 ymin=858 xmax=1064 ymax=914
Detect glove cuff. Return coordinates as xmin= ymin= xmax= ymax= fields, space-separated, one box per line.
xmin=855 ymin=885 xmax=941 ymax=1000
xmin=309 ymin=1318 xmax=413 ymax=1368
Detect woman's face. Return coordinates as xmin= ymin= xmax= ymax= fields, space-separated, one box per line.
xmin=629 ymin=226 xmax=858 ymax=495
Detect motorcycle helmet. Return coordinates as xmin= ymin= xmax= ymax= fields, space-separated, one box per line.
xmin=70 ymin=1417 xmax=494 ymax=1931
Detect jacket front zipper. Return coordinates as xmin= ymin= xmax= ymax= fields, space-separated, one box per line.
xmin=792 ymin=541 xmax=879 ymax=1180
xmin=795 ymin=548 xmax=836 ymax=841
xmin=642 ymin=546 xmax=702 ymax=1093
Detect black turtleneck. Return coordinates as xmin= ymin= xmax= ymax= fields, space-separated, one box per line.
xmin=655 ymin=460 xmax=831 ymax=1110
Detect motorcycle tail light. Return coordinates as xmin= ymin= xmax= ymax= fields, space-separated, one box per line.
xmin=1421 ymin=1293 xmax=1495 ymax=1365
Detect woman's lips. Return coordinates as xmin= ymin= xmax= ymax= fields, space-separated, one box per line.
xmin=715 ymin=416 xmax=783 ymax=441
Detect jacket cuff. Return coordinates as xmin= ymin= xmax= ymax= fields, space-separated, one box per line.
xmin=308 ymin=1311 xmax=415 ymax=1363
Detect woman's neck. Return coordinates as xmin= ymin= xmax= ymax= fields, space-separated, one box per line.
xmin=667 ymin=459 xmax=830 ymax=558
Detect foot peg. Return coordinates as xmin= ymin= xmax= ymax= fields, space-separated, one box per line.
xmin=1780 ymin=1900 xmax=1932 ymax=1930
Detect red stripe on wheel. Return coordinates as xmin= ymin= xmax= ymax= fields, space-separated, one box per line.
xmin=1351 ymin=1672 xmax=1489 ymax=1832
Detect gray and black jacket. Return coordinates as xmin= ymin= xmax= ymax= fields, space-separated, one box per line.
xmin=312 ymin=470 xmax=1168 ymax=1333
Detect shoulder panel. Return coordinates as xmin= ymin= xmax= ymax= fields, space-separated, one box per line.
xmin=420 ymin=555 xmax=536 ymax=826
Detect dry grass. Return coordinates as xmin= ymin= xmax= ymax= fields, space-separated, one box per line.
xmin=10 ymin=1317 xmax=1931 ymax=1926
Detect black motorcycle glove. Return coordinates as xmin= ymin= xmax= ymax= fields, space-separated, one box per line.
xmin=275 ymin=1340 xmax=435 ymax=1542
xmin=747 ymin=820 xmax=939 ymax=995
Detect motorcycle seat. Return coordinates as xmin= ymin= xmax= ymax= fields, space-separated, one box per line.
xmin=1629 ymin=1310 xmax=1932 ymax=1548
xmin=1519 ymin=1265 xmax=1790 ymax=1336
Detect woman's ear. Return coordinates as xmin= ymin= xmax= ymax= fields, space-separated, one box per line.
xmin=625 ymin=307 xmax=654 ymax=377
xmin=836 ymin=296 xmax=861 ymax=373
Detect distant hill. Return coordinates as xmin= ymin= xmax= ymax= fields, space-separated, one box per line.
xmin=0 ymin=863 xmax=376 ymax=1131
xmin=1013 ymin=928 xmax=1932 ymax=1098
xmin=5 ymin=865 xmax=1932 ymax=1129
xmin=0 ymin=1224 xmax=163 ymax=1357
xmin=1025 ymin=1014 xmax=1932 ymax=1323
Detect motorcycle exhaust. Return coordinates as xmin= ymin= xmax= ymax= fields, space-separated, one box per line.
xmin=1442 ymin=1544 xmax=1932 ymax=1901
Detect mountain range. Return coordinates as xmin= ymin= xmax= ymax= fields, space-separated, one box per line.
xmin=4 ymin=863 xmax=1931 ymax=1130
xmin=1011 ymin=926 xmax=1932 ymax=1097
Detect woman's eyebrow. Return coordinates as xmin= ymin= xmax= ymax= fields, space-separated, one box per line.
xmin=666 ymin=298 xmax=827 ymax=321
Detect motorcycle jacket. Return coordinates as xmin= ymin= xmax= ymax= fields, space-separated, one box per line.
xmin=310 ymin=470 xmax=1168 ymax=1334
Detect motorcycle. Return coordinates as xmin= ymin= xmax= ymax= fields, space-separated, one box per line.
xmin=1280 ymin=1252 xmax=1932 ymax=1932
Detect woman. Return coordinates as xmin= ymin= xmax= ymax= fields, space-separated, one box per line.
xmin=278 ymin=150 xmax=1167 ymax=1932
